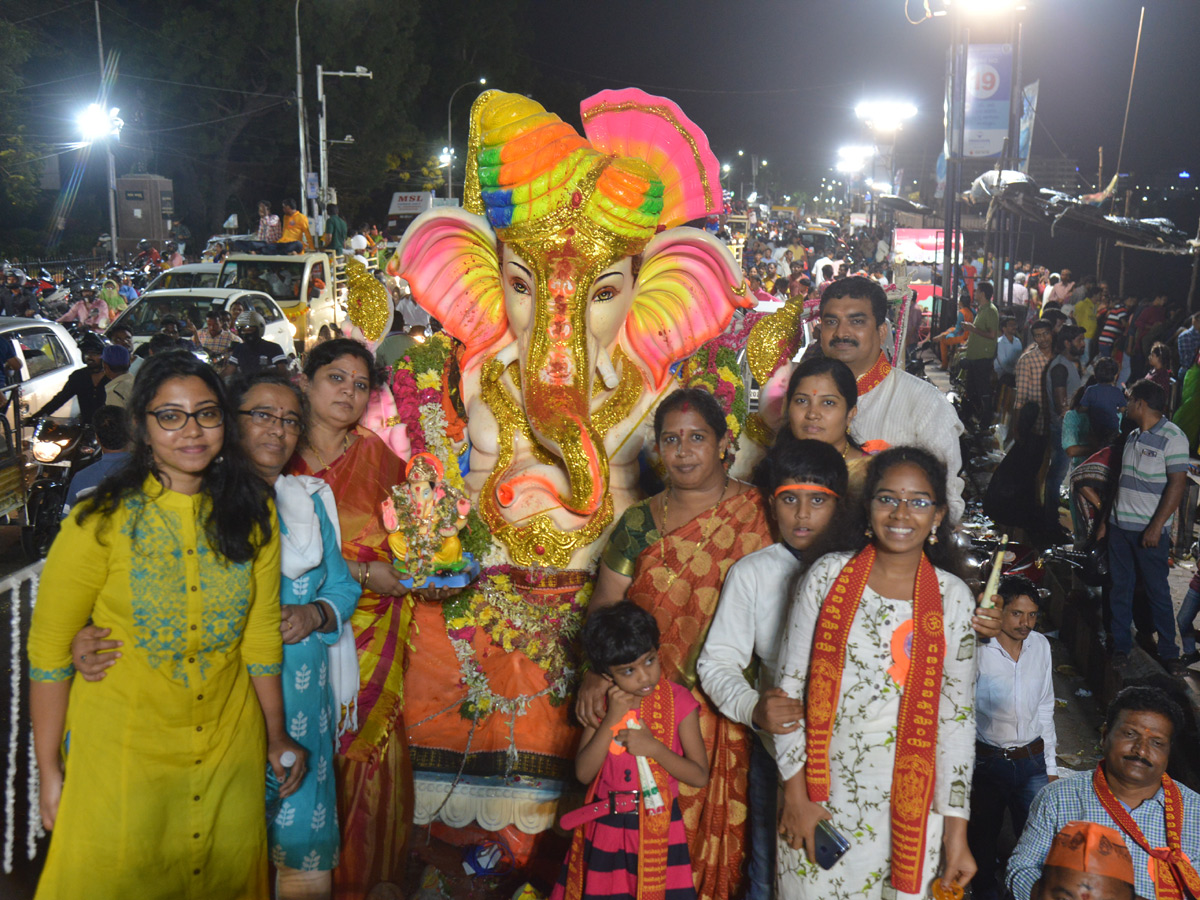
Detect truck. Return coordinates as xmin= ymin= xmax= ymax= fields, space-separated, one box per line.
xmin=217 ymin=252 xmax=344 ymax=353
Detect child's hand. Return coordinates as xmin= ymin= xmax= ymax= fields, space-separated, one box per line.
xmin=616 ymin=724 xmax=660 ymax=758
xmin=752 ymin=688 xmax=805 ymax=734
xmin=603 ymin=683 xmax=639 ymax=723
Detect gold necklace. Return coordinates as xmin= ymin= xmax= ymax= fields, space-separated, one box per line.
xmin=658 ymin=473 xmax=731 ymax=590
xmin=310 ymin=432 xmax=350 ymax=471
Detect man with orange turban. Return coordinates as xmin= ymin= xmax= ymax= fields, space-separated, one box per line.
xmin=1031 ymin=822 xmax=1136 ymax=900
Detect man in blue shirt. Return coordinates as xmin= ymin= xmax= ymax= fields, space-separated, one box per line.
xmin=1176 ymin=310 xmax=1200 ymax=377
xmin=64 ymin=405 xmax=130 ymax=513
xmin=1007 ymin=686 xmax=1200 ymax=900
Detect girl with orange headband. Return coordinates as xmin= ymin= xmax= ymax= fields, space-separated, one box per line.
xmin=697 ymin=439 xmax=858 ymax=900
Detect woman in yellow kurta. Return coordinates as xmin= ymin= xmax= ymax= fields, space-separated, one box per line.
xmin=28 ymin=353 xmax=306 ymax=900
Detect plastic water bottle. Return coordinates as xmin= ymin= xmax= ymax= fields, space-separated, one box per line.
xmin=264 ymin=750 xmax=298 ymax=824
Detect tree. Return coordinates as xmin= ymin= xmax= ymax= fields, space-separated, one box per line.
xmin=0 ymin=19 xmax=50 ymax=216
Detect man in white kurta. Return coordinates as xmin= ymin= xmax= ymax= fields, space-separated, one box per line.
xmin=819 ymin=276 xmax=966 ymax=523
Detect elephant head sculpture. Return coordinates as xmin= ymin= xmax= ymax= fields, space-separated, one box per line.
xmin=392 ymin=89 xmax=750 ymax=567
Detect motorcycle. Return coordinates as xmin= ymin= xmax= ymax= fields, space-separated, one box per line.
xmin=22 ymin=417 xmax=102 ymax=560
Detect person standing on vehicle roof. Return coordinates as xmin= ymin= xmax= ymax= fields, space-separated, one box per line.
xmin=231 ymin=311 xmax=289 ymax=375
xmin=32 ymin=333 xmax=110 ymax=422
xmin=323 ymin=204 xmax=348 ymax=253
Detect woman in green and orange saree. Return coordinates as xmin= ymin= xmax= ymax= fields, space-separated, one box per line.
xmin=578 ymin=388 xmax=773 ymax=900
xmin=288 ymin=339 xmax=414 ymax=900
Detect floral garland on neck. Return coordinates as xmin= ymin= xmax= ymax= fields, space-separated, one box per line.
xmin=442 ymin=568 xmax=592 ymax=721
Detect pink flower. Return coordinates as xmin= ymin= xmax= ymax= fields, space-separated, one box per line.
xmin=448 ymin=626 xmax=476 ymax=642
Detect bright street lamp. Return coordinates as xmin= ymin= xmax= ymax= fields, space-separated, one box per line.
xmin=854 ymin=100 xmax=918 ymax=133
xmin=942 ymin=0 xmax=1027 ymax=14
xmin=447 ymin=77 xmax=487 ymax=199
xmin=77 ymin=104 xmax=122 ymax=141
xmin=77 ymin=104 xmax=123 ymax=263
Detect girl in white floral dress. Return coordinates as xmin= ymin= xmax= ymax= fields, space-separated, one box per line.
xmin=774 ymin=447 xmax=978 ymax=900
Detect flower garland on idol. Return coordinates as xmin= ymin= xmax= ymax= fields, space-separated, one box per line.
xmin=391 ymin=336 xmax=589 ymax=726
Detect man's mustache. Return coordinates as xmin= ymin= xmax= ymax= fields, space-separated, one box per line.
xmin=831 ymin=338 xmax=859 ymax=347
xmin=1124 ymin=754 xmax=1153 ymax=767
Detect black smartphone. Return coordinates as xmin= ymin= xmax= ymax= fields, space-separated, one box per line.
xmin=813 ymin=819 xmax=852 ymax=870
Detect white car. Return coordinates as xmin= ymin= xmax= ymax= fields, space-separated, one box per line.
xmin=107 ymin=287 xmax=297 ymax=359
xmin=142 ymin=263 xmax=222 ymax=293
xmin=0 ymin=317 xmax=87 ymax=422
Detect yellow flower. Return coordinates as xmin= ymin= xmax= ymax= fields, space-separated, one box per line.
xmin=416 ymin=370 xmax=442 ymax=391
xmin=726 ymin=413 xmax=739 ymax=433
xmin=718 ymin=366 xmax=739 ymax=384
xmin=448 ymin=617 xmax=469 ymax=630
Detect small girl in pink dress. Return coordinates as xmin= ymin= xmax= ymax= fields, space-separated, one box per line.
xmin=552 ymin=601 xmax=708 ymax=900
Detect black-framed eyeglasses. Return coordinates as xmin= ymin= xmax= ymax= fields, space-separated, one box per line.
xmin=239 ymin=409 xmax=304 ymax=434
xmin=146 ymin=407 xmax=224 ymax=431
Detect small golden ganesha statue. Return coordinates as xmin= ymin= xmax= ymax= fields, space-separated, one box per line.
xmin=382 ymin=452 xmax=478 ymax=587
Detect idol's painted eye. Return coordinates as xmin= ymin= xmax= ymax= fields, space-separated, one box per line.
xmin=510 ymin=277 xmax=531 ymax=295
xmin=593 ymin=287 xmax=616 ymax=303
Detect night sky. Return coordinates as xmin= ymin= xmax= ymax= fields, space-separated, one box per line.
xmin=527 ymin=0 xmax=1200 ymax=191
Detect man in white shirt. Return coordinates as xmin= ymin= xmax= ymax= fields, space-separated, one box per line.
xmin=1006 ymin=272 xmax=1031 ymax=311
xmin=968 ymin=574 xmax=1058 ymax=900
xmin=811 ymin=253 xmax=834 ymax=291
xmin=818 ymin=275 xmax=966 ymax=522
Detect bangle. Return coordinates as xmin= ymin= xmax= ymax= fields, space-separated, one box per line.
xmin=311 ymin=602 xmax=329 ymax=631
xmin=357 ymin=562 xmax=367 ymax=587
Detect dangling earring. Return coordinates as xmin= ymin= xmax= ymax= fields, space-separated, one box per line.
xmin=865 ymin=526 xmax=874 ymax=539
xmin=213 ymin=454 xmax=225 ymax=465
xmin=927 ymin=532 xmax=938 ymax=545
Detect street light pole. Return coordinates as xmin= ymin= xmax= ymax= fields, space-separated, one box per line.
xmin=446 ymin=78 xmax=486 ymax=201
xmin=316 ymin=65 xmax=372 ymax=214
xmin=94 ymin=1 xmax=117 ymax=262
xmin=295 ymin=0 xmax=309 ymax=218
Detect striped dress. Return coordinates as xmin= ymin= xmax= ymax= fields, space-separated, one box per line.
xmin=552 ymin=681 xmax=700 ymax=900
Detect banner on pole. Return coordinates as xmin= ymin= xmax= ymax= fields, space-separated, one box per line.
xmin=964 ymin=43 xmax=1013 ymax=158
xmin=1018 ymin=80 xmax=1039 ymax=173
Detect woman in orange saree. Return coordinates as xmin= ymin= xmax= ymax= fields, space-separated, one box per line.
xmin=579 ymin=389 xmax=772 ymax=900
xmin=288 ymin=339 xmax=413 ymax=900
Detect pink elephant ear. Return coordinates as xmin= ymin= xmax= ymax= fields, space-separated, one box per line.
xmin=394 ymin=208 xmax=511 ymax=371
xmin=620 ymin=228 xmax=752 ymax=391
xmin=580 ymin=88 xmax=722 ymax=229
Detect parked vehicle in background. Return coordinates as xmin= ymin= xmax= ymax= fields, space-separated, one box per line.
xmin=218 ymin=253 xmax=340 ymax=353
xmin=106 ymin=287 xmax=296 ymax=358
xmin=22 ymin=416 xmax=101 ymax=560
xmin=0 ymin=317 xmax=87 ymax=422
xmin=142 ymin=263 xmax=221 ymax=293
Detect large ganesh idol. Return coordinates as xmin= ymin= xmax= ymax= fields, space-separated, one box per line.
xmin=388 ymin=88 xmax=748 ymax=850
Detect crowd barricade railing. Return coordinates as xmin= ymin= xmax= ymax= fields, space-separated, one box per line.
xmin=1 ymin=561 xmax=46 ymax=875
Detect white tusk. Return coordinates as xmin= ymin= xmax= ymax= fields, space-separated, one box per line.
xmin=596 ymin=345 xmax=620 ymax=390
xmin=494 ymin=343 xmax=519 ymax=369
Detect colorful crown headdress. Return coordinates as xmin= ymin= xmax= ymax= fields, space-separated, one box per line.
xmin=462 ymin=88 xmax=722 ymax=257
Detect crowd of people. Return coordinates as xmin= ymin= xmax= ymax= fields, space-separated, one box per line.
xmin=19 ymin=225 xmax=1200 ymax=900
xmin=936 ymin=256 xmax=1200 ymax=678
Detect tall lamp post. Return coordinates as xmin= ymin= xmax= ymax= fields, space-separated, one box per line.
xmin=295 ymin=0 xmax=309 ymax=216
xmin=854 ymin=100 xmax=917 ymax=224
xmin=317 ymin=64 xmax=373 ymax=214
xmin=78 ymin=104 xmax=122 ymax=263
xmin=446 ymin=77 xmax=486 ymax=200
